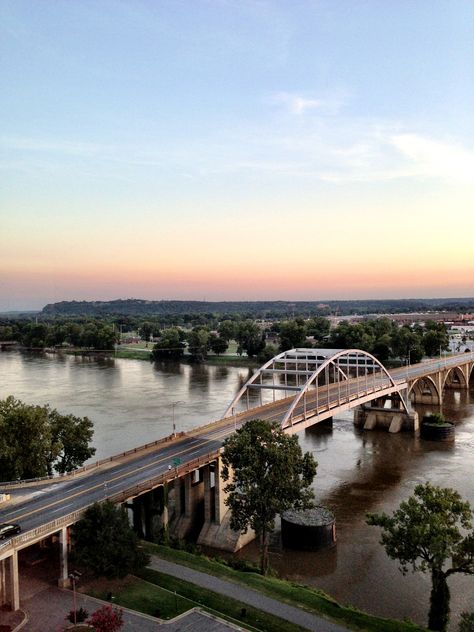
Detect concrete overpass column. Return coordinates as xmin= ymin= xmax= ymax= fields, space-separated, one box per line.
xmin=203 ymin=464 xmax=212 ymax=523
xmin=0 ymin=559 xmax=6 ymax=606
xmin=58 ymin=526 xmax=69 ymax=588
xmin=184 ymin=473 xmax=193 ymax=518
xmin=10 ymin=551 xmax=19 ymax=611
xmin=214 ymin=457 xmax=227 ymax=525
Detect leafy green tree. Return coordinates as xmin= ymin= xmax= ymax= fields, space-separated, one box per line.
xmin=187 ymin=326 xmax=210 ymax=362
xmin=0 ymin=396 xmax=95 ymax=481
xmin=218 ymin=320 xmax=237 ymax=342
xmin=139 ymin=322 xmax=153 ymax=342
xmin=0 ymin=397 xmax=53 ymax=480
xmin=257 ymin=343 xmax=278 ymax=364
xmin=367 ymin=483 xmax=474 ymax=632
xmin=306 ymin=317 xmax=331 ymax=344
xmin=391 ymin=325 xmax=423 ymax=363
xmin=72 ymin=501 xmax=150 ymax=578
xmin=279 ymin=319 xmax=307 ymax=351
xmin=209 ymin=333 xmax=229 ymax=355
xmin=236 ymin=320 xmax=265 ymax=357
xmin=423 ymin=322 xmax=450 ymax=357
xmin=151 ymin=328 xmax=185 ymax=360
xmin=221 ymin=419 xmax=317 ymax=575
xmin=49 ymin=410 xmax=95 ymax=474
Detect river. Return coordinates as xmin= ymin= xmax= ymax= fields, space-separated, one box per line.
xmin=1 ymin=350 xmax=473 ymax=628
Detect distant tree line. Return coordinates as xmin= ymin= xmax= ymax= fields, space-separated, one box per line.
xmin=1 ymin=312 xmax=452 ymax=364
xmin=38 ymin=297 xmax=474 ymax=318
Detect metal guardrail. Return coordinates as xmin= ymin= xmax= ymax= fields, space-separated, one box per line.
xmin=0 ymin=430 xmax=189 ymax=489
xmin=0 ymin=448 xmax=222 ymax=558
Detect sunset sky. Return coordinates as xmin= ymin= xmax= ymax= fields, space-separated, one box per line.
xmin=1 ymin=1 xmax=473 ymax=311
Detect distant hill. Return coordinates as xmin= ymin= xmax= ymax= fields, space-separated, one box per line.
xmin=40 ymin=297 xmax=474 ymax=318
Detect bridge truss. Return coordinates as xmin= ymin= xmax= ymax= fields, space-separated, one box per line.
xmin=224 ymin=348 xmax=409 ymax=431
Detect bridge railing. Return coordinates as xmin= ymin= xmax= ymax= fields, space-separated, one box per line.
xmin=0 ymin=448 xmax=222 ymax=559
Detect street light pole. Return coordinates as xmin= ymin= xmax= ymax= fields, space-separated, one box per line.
xmin=69 ymin=570 xmax=81 ymax=624
xmin=171 ymin=401 xmax=183 ymax=437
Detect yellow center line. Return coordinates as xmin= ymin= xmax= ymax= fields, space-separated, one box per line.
xmin=12 ymin=426 xmax=234 ymax=523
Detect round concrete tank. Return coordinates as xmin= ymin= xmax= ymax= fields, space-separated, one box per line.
xmin=281 ymin=506 xmax=336 ymax=551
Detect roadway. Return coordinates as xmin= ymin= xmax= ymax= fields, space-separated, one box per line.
xmin=0 ymin=352 xmax=472 ymax=552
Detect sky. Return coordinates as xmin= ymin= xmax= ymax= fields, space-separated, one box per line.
xmin=1 ymin=0 xmax=473 ymax=311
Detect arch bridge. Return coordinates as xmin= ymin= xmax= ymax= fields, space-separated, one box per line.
xmin=224 ymin=348 xmax=474 ymax=434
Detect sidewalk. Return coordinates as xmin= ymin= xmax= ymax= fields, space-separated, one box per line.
xmin=149 ymin=557 xmax=350 ymax=632
xmin=20 ymin=585 xmax=243 ymax=632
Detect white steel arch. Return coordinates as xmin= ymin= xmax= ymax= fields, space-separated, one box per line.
xmin=224 ymin=348 xmax=409 ymax=430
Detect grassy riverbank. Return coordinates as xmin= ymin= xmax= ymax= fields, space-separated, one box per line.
xmin=102 ymin=543 xmax=424 ymax=632
xmin=114 ymin=345 xmax=258 ymax=366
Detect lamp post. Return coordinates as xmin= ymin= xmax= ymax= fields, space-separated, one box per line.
xmin=171 ymin=401 xmax=183 ymax=437
xmin=69 ymin=570 xmax=81 ymax=624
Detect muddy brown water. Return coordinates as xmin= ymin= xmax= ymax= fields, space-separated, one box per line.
xmin=1 ymin=351 xmax=473 ymax=628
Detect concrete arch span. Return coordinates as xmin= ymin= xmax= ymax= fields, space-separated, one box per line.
xmin=409 ymin=376 xmax=441 ymax=406
xmin=443 ymin=365 xmax=469 ymax=390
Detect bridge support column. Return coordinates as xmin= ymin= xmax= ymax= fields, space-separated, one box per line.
xmin=170 ymin=471 xmax=205 ymax=541
xmin=198 ymin=458 xmax=255 ymax=552
xmin=10 ymin=551 xmax=19 ymax=611
xmin=58 ymin=526 xmax=69 ymax=588
xmin=354 ymin=405 xmax=418 ymax=433
xmin=0 ymin=559 xmax=6 ymax=606
xmin=132 ymin=496 xmax=145 ymax=538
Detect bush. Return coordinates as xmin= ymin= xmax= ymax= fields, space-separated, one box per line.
xmin=87 ymin=605 xmax=124 ymax=632
xmin=460 ymin=612 xmax=474 ymax=632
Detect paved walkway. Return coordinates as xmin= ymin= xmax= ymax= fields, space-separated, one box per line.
xmin=149 ymin=557 xmax=350 ymax=632
xmin=17 ymin=585 xmax=243 ymax=632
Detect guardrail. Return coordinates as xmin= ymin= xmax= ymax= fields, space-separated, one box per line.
xmin=0 ymin=430 xmax=190 ymax=489
xmin=0 ymin=448 xmax=222 ymax=559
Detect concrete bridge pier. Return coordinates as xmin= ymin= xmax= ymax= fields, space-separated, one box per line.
xmin=354 ymin=393 xmax=418 ymax=433
xmin=198 ymin=458 xmax=255 ymax=552
xmin=58 ymin=526 xmax=69 ymax=588
xmin=169 ymin=469 xmax=205 ymax=541
xmin=0 ymin=553 xmax=20 ymax=611
xmin=130 ymin=487 xmax=169 ymax=542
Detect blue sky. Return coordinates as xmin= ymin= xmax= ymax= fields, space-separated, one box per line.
xmin=1 ymin=1 xmax=473 ymax=310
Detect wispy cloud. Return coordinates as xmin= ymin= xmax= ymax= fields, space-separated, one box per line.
xmin=271 ymin=91 xmax=324 ymax=115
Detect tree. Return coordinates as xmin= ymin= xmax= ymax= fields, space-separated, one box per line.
xmin=88 ymin=605 xmax=124 ymax=632
xmin=151 ymin=328 xmax=185 ymax=360
xmin=0 ymin=397 xmax=95 ymax=481
xmin=306 ymin=317 xmax=331 ymax=343
xmin=367 ymin=483 xmax=474 ymax=632
xmin=72 ymin=501 xmax=150 ymax=578
xmin=187 ymin=326 xmax=210 ymax=362
xmin=49 ymin=410 xmax=95 ymax=474
xmin=218 ymin=319 xmax=237 ymax=342
xmin=278 ymin=319 xmax=307 ymax=351
xmin=235 ymin=320 xmax=265 ymax=357
xmin=221 ymin=419 xmax=317 ymax=575
xmin=209 ymin=333 xmax=228 ymax=355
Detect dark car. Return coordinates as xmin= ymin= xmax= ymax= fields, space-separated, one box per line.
xmin=0 ymin=523 xmax=21 ymax=540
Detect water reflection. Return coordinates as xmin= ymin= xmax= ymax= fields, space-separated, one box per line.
xmin=1 ymin=351 xmax=473 ymax=629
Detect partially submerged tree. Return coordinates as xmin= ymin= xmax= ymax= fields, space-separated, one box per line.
xmin=72 ymin=501 xmax=150 ymax=578
xmin=221 ymin=419 xmax=317 ymax=575
xmin=367 ymin=483 xmax=474 ymax=632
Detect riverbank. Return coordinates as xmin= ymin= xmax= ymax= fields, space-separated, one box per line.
xmin=114 ymin=347 xmax=259 ymax=367
xmin=87 ymin=544 xmax=425 ymax=632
